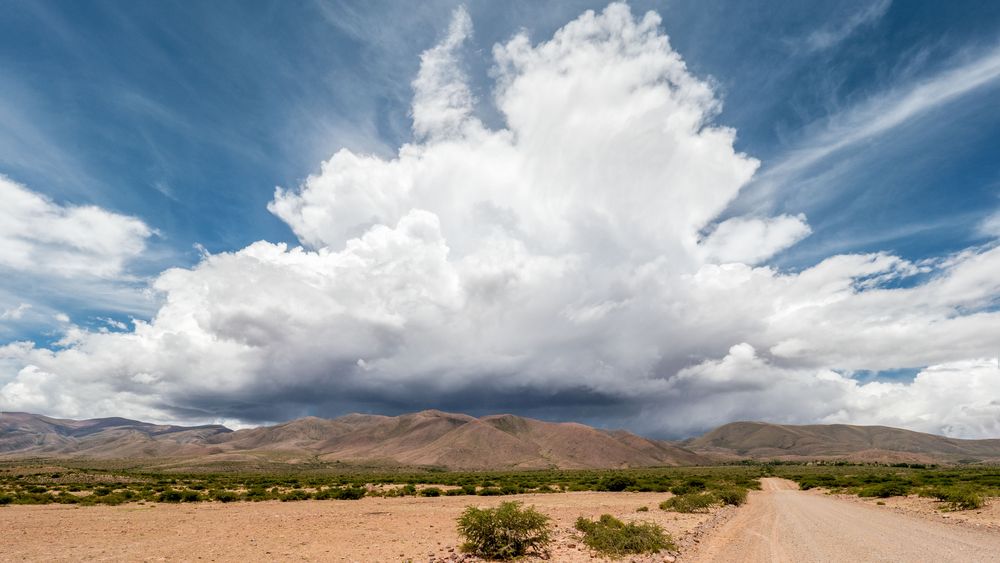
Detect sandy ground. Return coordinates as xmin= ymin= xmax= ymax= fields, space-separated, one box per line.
xmin=0 ymin=492 xmax=709 ymax=562
xmin=687 ymin=478 xmax=1000 ymax=563
xmin=829 ymin=489 xmax=1000 ymax=532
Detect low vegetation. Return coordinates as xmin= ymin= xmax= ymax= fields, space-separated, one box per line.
xmin=923 ymin=487 xmax=985 ymax=511
xmin=0 ymin=461 xmax=762 ymax=506
xmin=715 ymin=487 xmax=748 ymax=506
xmin=3 ymin=459 xmax=993 ymax=513
xmin=575 ymin=514 xmax=674 ymax=556
xmin=456 ymin=501 xmax=551 ymax=559
xmin=657 ymin=476 xmax=754 ymax=513
xmin=660 ymin=492 xmax=718 ymax=513
xmin=777 ymin=463 xmax=998 ymax=511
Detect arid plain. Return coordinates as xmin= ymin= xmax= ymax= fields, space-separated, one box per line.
xmin=3 ymin=480 xmax=1000 ymax=562
xmin=4 ymin=411 xmax=1000 ymax=561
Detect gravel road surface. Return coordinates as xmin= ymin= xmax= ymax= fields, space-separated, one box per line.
xmin=691 ymin=478 xmax=1000 ymax=563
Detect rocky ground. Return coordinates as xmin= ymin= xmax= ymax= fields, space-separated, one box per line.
xmin=827 ymin=489 xmax=1000 ymax=532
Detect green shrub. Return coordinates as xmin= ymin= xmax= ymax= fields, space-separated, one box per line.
xmin=858 ymin=482 xmax=911 ymax=498
xmin=158 ymin=490 xmax=183 ymax=503
xmin=53 ymin=491 xmax=79 ymax=504
xmin=477 ymin=487 xmax=503 ymax=496
xmin=929 ymin=488 xmax=985 ymax=511
xmin=280 ymin=489 xmax=311 ymax=502
xmin=574 ymin=514 xmax=674 ymax=557
xmin=456 ymin=501 xmax=552 ymax=560
xmin=685 ymin=479 xmax=707 ymax=490
xmin=420 ymin=487 xmax=442 ymax=497
xmin=0 ymin=494 xmax=12 ymax=505
xmin=660 ymin=492 xmax=717 ymax=513
xmin=244 ymin=487 xmax=270 ymax=501
xmin=715 ymin=488 xmax=748 ymax=506
xmin=500 ymin=484 xmax=522 ymax=495
xmin=332 ymin=487 xmax=366 ymax=500
xmin=94 ymin=493 xmax=130 ymax=506
xmin=598 ymin=475 xmax=636 ymax=492
xmin=211 ymin=490 xmax=239 ymax=503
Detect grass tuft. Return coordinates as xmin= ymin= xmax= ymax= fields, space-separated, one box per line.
xmin=660 ymin=492 xmax=717 ymax=513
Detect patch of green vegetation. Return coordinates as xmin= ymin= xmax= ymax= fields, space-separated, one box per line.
xmin=777 ymin=463 xmax=998 ymax=510
xmin=715 ymin=487 xmax=748 ymax=506
xmin=0 ymin=461 xmax=764 ymax=506
xmin=575 ymin=514 xmax=674 ymax=557
xmin=17 ymin=458 xmax=994 ymax=511
xmin=597 ymin=474 xmax=636 ymax=492
xmin=456 ymin=501 xmax=551 ymax=560
xmin=923 ymin=487 xmax=985 ymax=511
xmin=210 ymin=489 xmax=239 ymax=502
xmin=858 ymin=481 xmax=911 ymax=498
xmin=659 ymin=492 xmax=717 ymax=513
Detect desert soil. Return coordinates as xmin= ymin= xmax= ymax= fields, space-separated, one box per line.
xmin=0 ymin=491 xmax=707 ymax=562
xmin=687 ymin=477 xmax=1000 ymax=563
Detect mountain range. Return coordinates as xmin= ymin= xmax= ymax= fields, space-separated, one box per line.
xmin=686 ymin=421 xmax=1000 ymax=464
xmin=0 ymin=410 xmax=704 ymax=469
xmin=3 ymin=410 xmax=1000 ymax=468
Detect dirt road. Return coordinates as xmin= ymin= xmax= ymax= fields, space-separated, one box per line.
xmin=691 ymin=478 xmax=1000 ymax=563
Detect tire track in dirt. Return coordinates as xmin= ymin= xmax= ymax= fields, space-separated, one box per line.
xmin=688 ymin=478 xmax=1000 ymax=563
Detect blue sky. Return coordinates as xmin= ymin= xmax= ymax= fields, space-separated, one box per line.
xmin=1 ymin=1 xmax=999 ymax=436
xmin=4 ymin=1 xmax=997 ymax=270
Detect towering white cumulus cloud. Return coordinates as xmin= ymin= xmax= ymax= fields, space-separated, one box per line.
xmin=3 ymin=4 xmax=1000 ymax=437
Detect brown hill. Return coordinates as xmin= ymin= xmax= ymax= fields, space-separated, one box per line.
xmin=218 ymin=410 xmax=707 ymax=469
xmin=687 ymin=421 xmax=1000 ymax=463
xmin=9 ymin=412 xmax=997 ymax=468
xmin=0 ymin=410 xmax=706 ymax=469
xmin=0 ymin=411 xmax=232 ymax=458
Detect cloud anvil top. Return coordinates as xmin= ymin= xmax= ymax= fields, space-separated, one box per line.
xmin=1 ymin=1 xmax=999 ymax=439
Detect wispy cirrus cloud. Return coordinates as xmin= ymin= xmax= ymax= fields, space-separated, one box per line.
xmin=803 ymin=0 xmax=893 ymax=52
xmin=981 ymin=208 xmax=1000 ymax=238
xmin=738 ymin=42 xmax=1000 ymax=215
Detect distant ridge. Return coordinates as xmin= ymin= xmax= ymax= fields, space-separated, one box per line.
xmin=6 ymin=412 xmax=1000 ymax=468
xmin=0 ymin=411 xmax=232 ymax=459
xmin=0 ymin=410 xmax=706 ymax=469
xmin=686 ymin=421 xmax=1000 ymax=464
